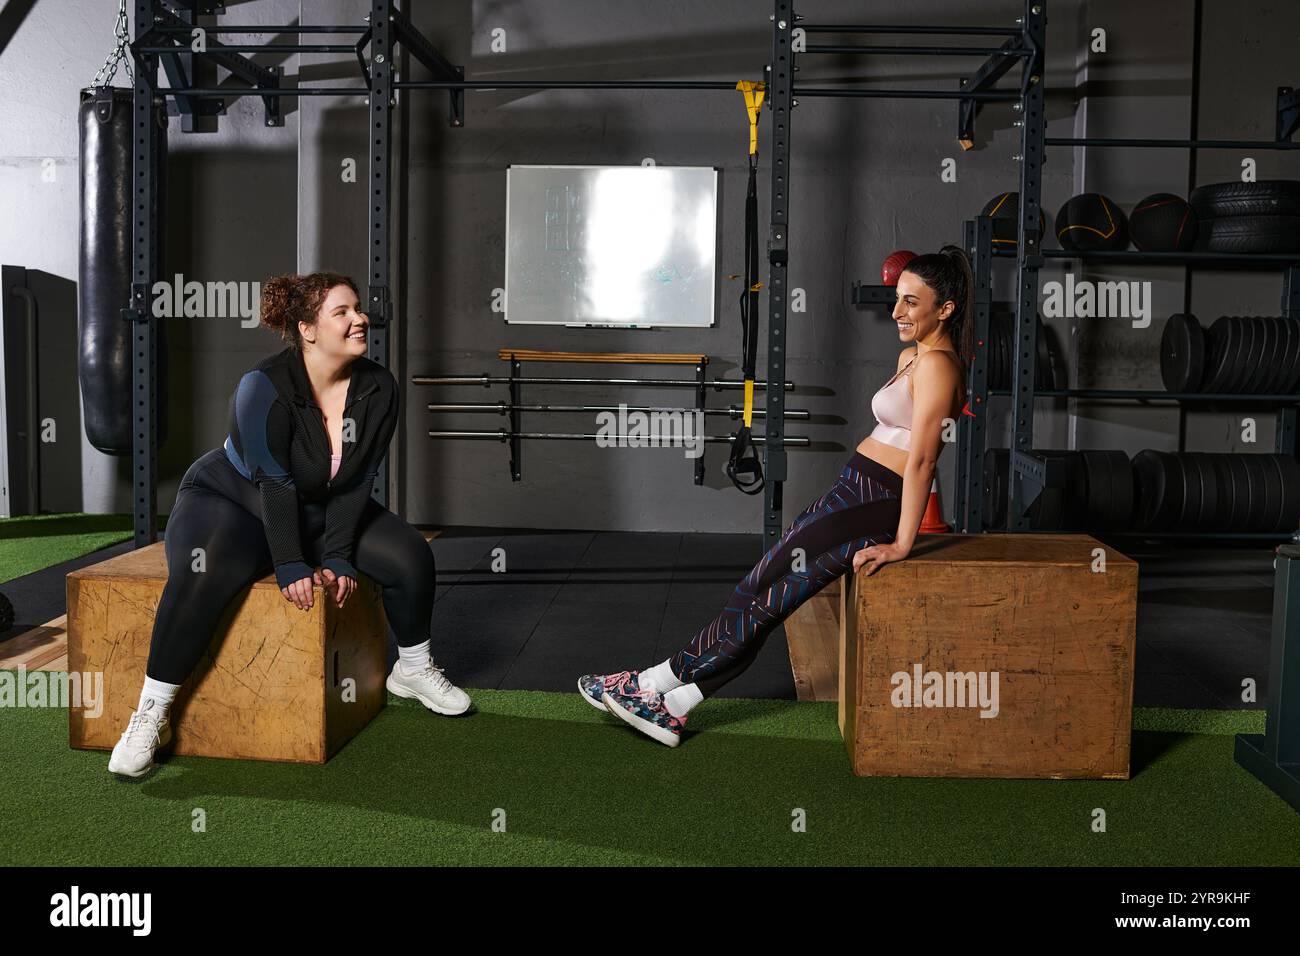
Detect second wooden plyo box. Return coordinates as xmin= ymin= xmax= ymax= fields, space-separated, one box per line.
xmin=838 ymin=533 xmax=1138 ymax=779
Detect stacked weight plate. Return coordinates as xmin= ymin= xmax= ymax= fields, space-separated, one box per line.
xmin=988 ymin=309 xmax=1062 ymax=392
xmin=982 ymin=448 xmax=1132 ymax=531
xmin=1131 ymin=450 xmax=1300 ymax=532
xmin=1162 ymin=313 xmax=1300 ymax=394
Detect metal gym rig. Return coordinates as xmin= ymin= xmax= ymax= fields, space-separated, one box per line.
xmin=109 ymin=0 xmax=1300 ymax=817
xmin=123 ymin=0 xmax=1052 ymax=550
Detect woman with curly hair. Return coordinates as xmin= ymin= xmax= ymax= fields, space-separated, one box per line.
xmin=108 ymin=273 xmax=469 ymax=778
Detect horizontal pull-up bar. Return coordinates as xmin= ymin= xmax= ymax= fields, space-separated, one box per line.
xmin=794 ymin=87 xmax=1021 ymax=101
xmin=393 ymin=79 xmax=741 ymax=91
xmin=498 ymin=349 xmax=707 ymax=365
xmin=800 ymin=24 xmax=1025 ymax=36
xmin=158 ymin=81 xmax=745 ymax=97
xmin=1047 ymin=136 xmax=1299 ymax=150
xmin=159 ymin=87 xmax=366 ymax=96
xmin=157 ymin=82 xmax=1023 ymax=102
xmin=413 ymin=375 xmax=794 ymax=390
xmin=152 ymin=24 xmax=370 ymax=34
xmin=427 ymin=402 xmax=811 ymax=420
xmin=427 ymin=431 xmax=811 ymax=445
xmin=140 ymin=45 xmax=358 ymax=53
xmin=805 ymin=44 xmax=1030 ymax=56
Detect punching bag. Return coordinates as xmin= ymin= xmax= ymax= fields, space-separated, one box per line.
xmin=78 ymin=86 xmax=168 ymax=455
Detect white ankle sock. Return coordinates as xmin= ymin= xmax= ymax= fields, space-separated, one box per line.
xmin=663 ymin=683 xmax=703 ymax=718
xmin=138 ymin=676 xmax=180 ymax=719
xmin=398 ymin=639 xmax=432 ymax=674
xmin=640 ymin=660 xmax=683 ymax=694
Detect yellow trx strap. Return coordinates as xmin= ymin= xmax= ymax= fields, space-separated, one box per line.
xmin=737 ymin=80 xmax=765 ymax=432
xmin=736 ymin=80 xmax=766 ymax=157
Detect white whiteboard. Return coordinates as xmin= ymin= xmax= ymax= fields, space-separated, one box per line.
xmin=504 ymin=165 xmax=719 ymax=328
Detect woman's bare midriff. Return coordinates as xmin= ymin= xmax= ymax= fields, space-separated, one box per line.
xmin=855 ymin=435 xmax=908 ymax=479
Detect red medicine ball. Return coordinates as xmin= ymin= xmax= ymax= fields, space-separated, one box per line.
xmin=881 ymin=250 xmax=918 ymax=286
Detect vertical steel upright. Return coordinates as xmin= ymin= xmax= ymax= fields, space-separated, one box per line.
xmin=1279 ymin=266 xmax=1300 ymax=462
xmin=764 ymin=0 xmax=794 ymax=545
xmin=131 ymin=0 xmax=160 ymax=547
xmin=955 ymin=215 xmax=994 ymax=532
xmin=368 ymin=0 xmax=392 ymax=507
xmin=1007 ymin=0 xmax=1048 ymax=531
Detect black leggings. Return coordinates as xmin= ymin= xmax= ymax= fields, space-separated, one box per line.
xmin=145 ymin=448 xmax=435 ymax=684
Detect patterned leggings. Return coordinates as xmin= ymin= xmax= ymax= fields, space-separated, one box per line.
xmin=670 ymin=452 xmax=904 ymax=695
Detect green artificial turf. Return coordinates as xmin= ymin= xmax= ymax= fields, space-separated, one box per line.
xmin=0 ymin=514 xmax=143 ymax=584
xmin=1 ymin=684 xmax=1296 ymax=866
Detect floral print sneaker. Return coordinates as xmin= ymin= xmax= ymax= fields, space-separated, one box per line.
xmin=577 ymin=670 xmax=641 ymax=712
xmin=602 ymin=686 xmax=687 ymax=747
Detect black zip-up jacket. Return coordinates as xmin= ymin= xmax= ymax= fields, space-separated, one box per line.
xmin=222 ymin=347 xmax=398 ymax=589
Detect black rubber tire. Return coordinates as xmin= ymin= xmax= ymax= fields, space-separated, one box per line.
xmin=1189 ymin=180 xmax=1300 ymax=219
xmin=1203 ymin=215 xmax=1300 ymax=254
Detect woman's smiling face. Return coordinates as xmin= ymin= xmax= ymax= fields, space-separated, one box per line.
xmin=893 ymin=271 xmax=955 ymax=345
xmin=301 ymin=284 xmax=368 ymax=358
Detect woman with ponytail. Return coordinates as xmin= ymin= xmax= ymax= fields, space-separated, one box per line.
xmin=108 ymin=273 xmax=469 ymax=778
xmin=580 ymin=246 xmax=972 ymax=747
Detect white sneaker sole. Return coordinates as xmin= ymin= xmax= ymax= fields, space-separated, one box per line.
xmin=386 ymin=673 xmax=470 ymax=716
xmin=601 ymin=691 xmax=681 ymax=748
xmin=108 ymin=725 xmax=172 ymax=778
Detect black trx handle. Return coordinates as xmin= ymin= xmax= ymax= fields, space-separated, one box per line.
xmin=726 ymin=156 xmax=764 ymax=495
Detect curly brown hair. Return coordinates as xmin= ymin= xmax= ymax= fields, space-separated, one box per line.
xmin=259 ymin=272 xmax=360 ymax=348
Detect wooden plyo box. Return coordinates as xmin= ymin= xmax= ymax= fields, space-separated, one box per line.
xmin=67 ymin=542 xmax=389 ymax=764
xmin=838 ymin=534 xmax=1137 ymax=779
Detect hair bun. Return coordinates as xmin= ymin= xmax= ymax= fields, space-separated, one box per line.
xmin=259 ymin=275 xmax=297 ymax=335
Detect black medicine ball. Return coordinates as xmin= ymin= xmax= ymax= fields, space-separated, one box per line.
xmin=1056 ymin=193 xmax=1129 ymax=251
xmin=980 ymin=192 xmax=1047 ymax=248
xmin=1130 ymin=193 xmax=1198 ymax=251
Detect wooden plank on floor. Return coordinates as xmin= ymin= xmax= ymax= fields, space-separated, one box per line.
xmin=0 ymin=615 xmax=67 ymax=670
xmin=35 ymin=652 xmax=67 ymax=673
xmin=783 ymin=580 xmax=841 ymax=702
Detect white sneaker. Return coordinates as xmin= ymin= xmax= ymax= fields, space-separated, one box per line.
xmin=386 ymin=660 xmax=471 ymax=716
xmin=107 ymin=699 xmax=173 ymax=778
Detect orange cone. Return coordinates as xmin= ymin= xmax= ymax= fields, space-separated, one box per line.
xmin=919 ymin=477 xmax=951 ymax=534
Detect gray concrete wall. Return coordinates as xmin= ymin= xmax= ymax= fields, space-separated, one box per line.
xmin=0 ymin=0 xmax=299 ymax=515
xmin=2 ymin=0 xmax=1294 ymax=532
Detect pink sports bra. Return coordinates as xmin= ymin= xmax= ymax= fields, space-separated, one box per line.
xmin=869 ymin=355 xmax=917 ymax=451
xmin=330 ymin=454 xmax=342 ymax=479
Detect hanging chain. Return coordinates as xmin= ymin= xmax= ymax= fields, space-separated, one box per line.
xmin=91 ymin=0 xmax=134 ymax=88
